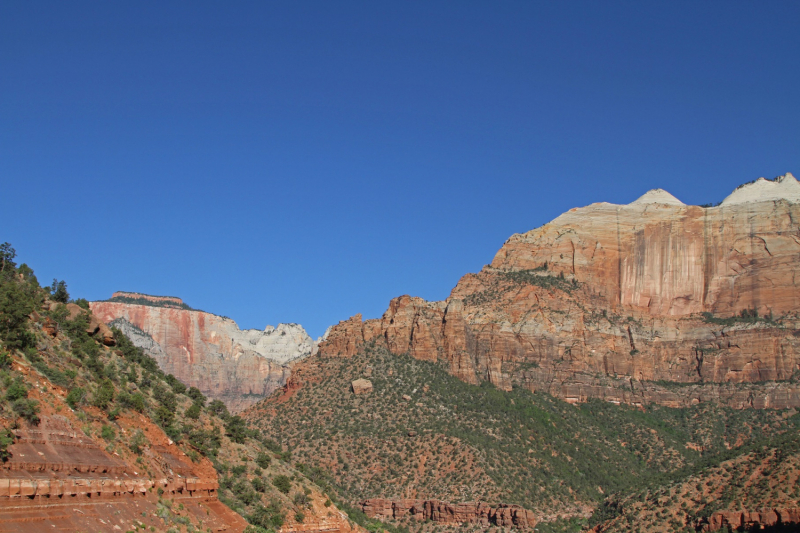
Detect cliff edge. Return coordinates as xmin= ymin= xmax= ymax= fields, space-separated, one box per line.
xmin=318 ymin=173 xmax=800 ymax=408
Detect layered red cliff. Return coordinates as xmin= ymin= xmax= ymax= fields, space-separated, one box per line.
xmin=318 ymin=181 xmax=800 ymax=408
xmin=90 ymin=300 xmax=313 ymax=412
xmin=0 ymin=356 xmax=246 ymax=533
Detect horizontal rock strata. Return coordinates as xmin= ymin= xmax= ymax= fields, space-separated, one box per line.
xmin=698 ymin=508 xmax=800 ymax=531
xmin=0 ymin=415 xmax=242 ymax=533
xmin=361 ymin=498 xmax=536 ymax=528
xmin=319 ymin=177 xmax=800 ymax=408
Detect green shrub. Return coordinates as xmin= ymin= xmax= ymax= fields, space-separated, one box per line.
xmin=185 ymin=403 xmax=201 ymax=419
xmin=0 ymin=268 xmax=39 ymax=351
xmin=0 ymin=428 xmax=14 ymax=462
xmin=101 ymin=425 xmax=116 ymax=441
xmin=65 ymin=387 xmax=86 ymax=409
xmin=293 ymin=492 xmax=309 ymax=507
xmin=251 ymin=477 xmax=266 ymax=492
xmin=128 ymin=392 xmax=147 ymax=412
xmin=49 ymin=279 xmax=69 ymax=303
xmin=12 ymin=398 xmax=39 ymax=424
xmin=187 ymin=386 xmax=206 ymax=406
xmin=165 ymin=374 xmax=187 ymax=395
xmin=152 ymin=383 xmax=177 ymax=411
xmin=208 ymin=399 xmax=229 ymax=419
xmin=248 ymin=501 xmax=284 ymax=529
xmin=272 ymin=475 xmax=291 ymax=494
xmin=225 ymin=415 xmax=249 ymax=444
xmin=5 ymin=377 xmax=28 ymax=401
xmin=129 ymin=429 xmax=147 ymax=455
xmin=255 ymin=452 xmax=272 ymax=469
xmin=154 ymin=406 xmax=174 ymax=427
xmin=92 ymin=378 xmax=115 ymax=410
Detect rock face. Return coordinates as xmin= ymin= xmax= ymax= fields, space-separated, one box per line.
xmin=0 ymin=412 xmax=246 ymax=533
xmin=361 ymin=499 xmax=536 ymax=528
xmin=319 ymin=174 xmax=800 ymax=408
xmin=90 ymin=296 xmax=314 ymax=412
xmin=699 ymin=508 xmax=800 ymax=532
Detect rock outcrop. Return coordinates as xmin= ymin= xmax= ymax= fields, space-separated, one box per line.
xmin=361 ymin=498 xmax=536 ymax=528
xmin=90 ymin=296 xmax=314 ymax=412
xmin=697 ymin=508 xmax=800 ymax=531
xmin=319 ymin=174 xmax=800 ymax=408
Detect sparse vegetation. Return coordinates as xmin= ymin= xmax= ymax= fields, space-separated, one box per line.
xmin=700 ymin=308 xmax=777 ymax=327
xmin=247 ymin=343 xmax=797 ymax=523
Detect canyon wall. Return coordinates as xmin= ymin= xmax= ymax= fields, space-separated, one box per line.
xmin=90 ymin=297 xmax=314 ymax=412
xmin=318 ymin=174 xmax=800 ymax=408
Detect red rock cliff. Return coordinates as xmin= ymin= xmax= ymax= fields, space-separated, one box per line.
xmin=319 ymin=179 xmax=800 ymax=408
xmin=362 ymin=498 xmax=536 ymax=528
xmin=90 ymin=300 xmax=314 ymax=412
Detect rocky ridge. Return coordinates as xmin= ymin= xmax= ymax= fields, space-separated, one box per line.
xmin=318 ymin=173 xmax=800 ymax=408
xmin=90 ymin=296 xmax=314 ymax=411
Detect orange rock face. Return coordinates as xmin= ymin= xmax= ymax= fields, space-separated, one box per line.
xmin=361 ymin=498 xmax=536 ymax=528
xmin=698 ymin=508 xmax=800 ymax=531
xmin=319 ymin=197 xmax=800 ymax=408
xmin=89 ymin=301 xmax=312 ymax=412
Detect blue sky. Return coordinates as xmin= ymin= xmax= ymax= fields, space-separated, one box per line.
xmin=2 ymin=1 xmax=798 ymax=338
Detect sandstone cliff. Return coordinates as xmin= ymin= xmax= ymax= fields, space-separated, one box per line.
xmin=318 ymin=174 xmax=800 ymax=408
xmin=90 ymin=296 xmax=314 ymax=412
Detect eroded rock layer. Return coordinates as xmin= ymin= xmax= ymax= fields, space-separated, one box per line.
xmin=319 ymin=176 xmax=800 ymax=408
xmin=90 ymin=298 xmax=314 ymax=412
xmin=362 ymin=498 xmax=536 ymax=528
xmin=699 ymin=508 xmax=800 ymax=532
xmin=0 ymin=412 xmax=245 ymax=533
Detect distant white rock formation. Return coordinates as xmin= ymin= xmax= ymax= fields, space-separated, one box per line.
xmin=238 ymin=322 xmax=315 ymax=364
xmin=721 ymin=173 xmax=800 ymax=206
xmin=629 ymin=189 xmax=686 ymax=206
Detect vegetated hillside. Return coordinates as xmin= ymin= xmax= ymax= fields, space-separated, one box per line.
xmin=588 ymin=431 xmax=800 ymax=533
xmin=0 ymin=243 xmax=363 ymax=533
xmin=244 ymin=343 xmax=799 ymax=530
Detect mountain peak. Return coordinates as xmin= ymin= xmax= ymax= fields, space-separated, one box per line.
xmin=629 ymin=188 xmax=685 ymax=206
xmin=721 ymin=172 xmax=800 ymax=206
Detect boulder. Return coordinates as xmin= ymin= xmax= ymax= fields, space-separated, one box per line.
xmin=351 ymin=379 xmax=373 ymax=395
xmin=86 ymin=314 xmax=116 ymax=346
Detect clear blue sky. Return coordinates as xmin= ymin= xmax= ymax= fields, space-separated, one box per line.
xmin=2 ymin=2 xmax=798 ymax=338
